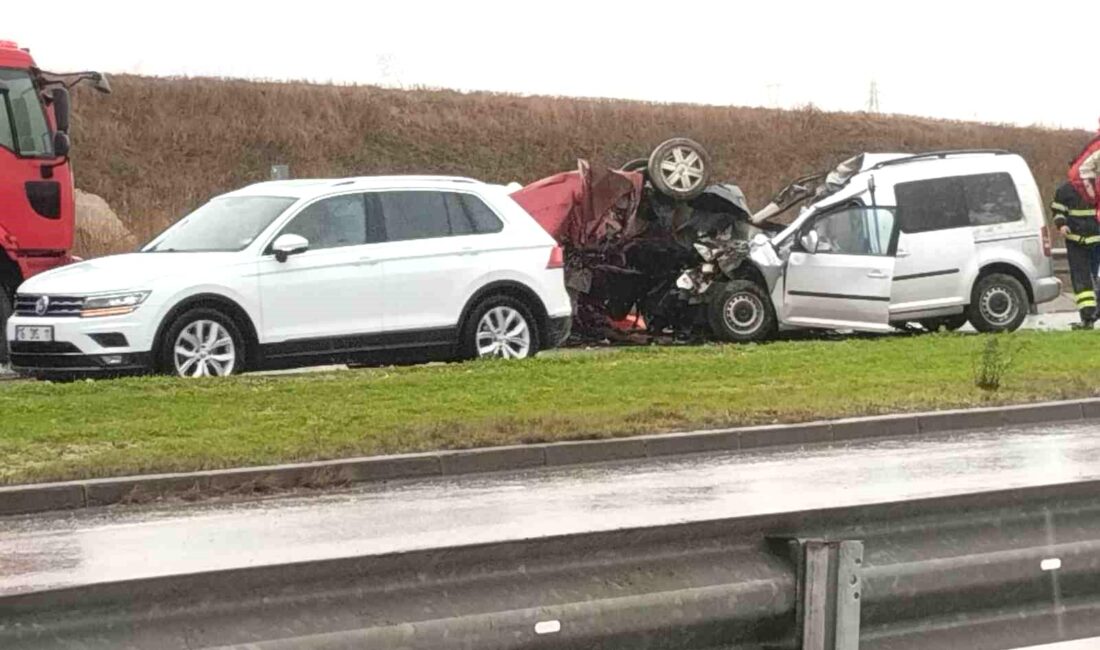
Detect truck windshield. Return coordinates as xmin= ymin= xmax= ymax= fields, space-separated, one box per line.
xmin=144 ymin=196 xmax=297 ymax=253
xmin=0 ymin=68 xmax=52 ymax=157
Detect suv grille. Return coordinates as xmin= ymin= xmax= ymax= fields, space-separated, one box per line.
xmin=14 ymin=295 xmax=84 ymax=318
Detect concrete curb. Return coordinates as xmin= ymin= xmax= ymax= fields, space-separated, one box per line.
xmin=3 ymin=397 xmax=1099 ymax=517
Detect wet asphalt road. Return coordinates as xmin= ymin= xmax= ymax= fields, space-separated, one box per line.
xmin=3 ymin=421 xmax=1100 ymax=597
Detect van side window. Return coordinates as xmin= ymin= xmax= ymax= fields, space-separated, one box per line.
xmin=809 ymin=206 xmax=895 ymax=256
xmin=962 ymin=173 xmax=1023 ymax=225
xmin=895 ymin=177 xmax=968 ymax=233
xmin=895 ymin=172 xmax=1023 ymax=232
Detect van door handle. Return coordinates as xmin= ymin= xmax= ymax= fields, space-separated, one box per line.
xmin=896 ymin=248 xmax=910 ymax=258
xmin=358 ymin=256 xmax=379 ymax=266
xmin=867 ymin=270 xmax=889 ymax=279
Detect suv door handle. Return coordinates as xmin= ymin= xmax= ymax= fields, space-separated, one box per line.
xmin=867 ymin=270 xmax=889 ymax=279
xmin=358 ymin=256 xmax=379 ymax=266
xmin=459 ymin=246 xmax=478 ymax=256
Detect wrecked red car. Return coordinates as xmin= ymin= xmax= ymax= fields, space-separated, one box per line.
xmin=511 ymin=138 xmax=780 ymax=342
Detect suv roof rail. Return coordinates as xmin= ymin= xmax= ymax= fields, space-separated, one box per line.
xmin=870 ymin=149 xmax=1012 ymax=170
xmin=335 ymin=175 xmax=481 ymax=186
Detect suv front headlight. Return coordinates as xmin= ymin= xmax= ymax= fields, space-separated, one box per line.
xmin=81 ymin=291 xmax=150 ymax=318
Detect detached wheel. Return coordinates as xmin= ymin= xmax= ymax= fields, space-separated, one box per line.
xmin=707 ymin=280 xmax=777 ymax=342
xmin=0 ymin=290 xmax=11 ymax=365
xmin=647 ymin=137 xmax=711 ymax=201
xmin=461 ymin=295 xmax=540 ymax=360
xmin=967 ymin=273 xmax=1028 ymax=333
xmin=159 ymin=308 xmax=245 ymax=377
xmin=919 ymin=314 xmax=968 ymax=332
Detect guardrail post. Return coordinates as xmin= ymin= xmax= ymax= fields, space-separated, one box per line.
xmin=792 ymin=539 xmax=863 ymax=650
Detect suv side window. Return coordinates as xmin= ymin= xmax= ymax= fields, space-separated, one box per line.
xmin=278 ymin=194 xmax=367 ymax=250
xmin=895 ymin=172 xmax=1023 ymax=232
xmin=378 ymin=191 xmax=504 ymax=241
xmin=378 ymin=191 xmax=451 ymax=241
xmin=809 ymin=206 xmax=895 ymax=256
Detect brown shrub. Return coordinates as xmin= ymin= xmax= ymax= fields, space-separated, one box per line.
xmin=67 ymin=75 xmax=1092 ymax=252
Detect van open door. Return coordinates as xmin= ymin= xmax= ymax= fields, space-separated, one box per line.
xmin=781 ymin=205 xmax=897 ymax=332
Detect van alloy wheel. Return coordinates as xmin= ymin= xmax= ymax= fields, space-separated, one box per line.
xmin=476 ymin=306 xmax=531 ymax=359
xmin=174 ymin=320 xmax=237 ymax=377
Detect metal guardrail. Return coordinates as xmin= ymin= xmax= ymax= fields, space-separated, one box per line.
xmin=4 ymin=480 xmax=1100 ymax=649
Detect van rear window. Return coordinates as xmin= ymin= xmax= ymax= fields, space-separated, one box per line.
xmin=895 ymin=172 xmax=1022 ymax=233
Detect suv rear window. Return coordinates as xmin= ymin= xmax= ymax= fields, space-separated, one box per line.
xmin=895 ymin=172 xmax=1022 ymax=233
xmin=377 ymin=191 xmax=503 ymax=242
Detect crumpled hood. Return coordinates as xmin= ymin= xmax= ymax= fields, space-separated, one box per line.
xmin=18 ymin=252 xmax=239 ymax=295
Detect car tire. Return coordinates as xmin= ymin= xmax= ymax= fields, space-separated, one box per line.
xmin=707 ymin=280 xmax=778 ymax=343
xmin=647 ymin=137 xmax=712 ymax=201
xmin=966 ymin=273 xmax=1028 ymax=333
xmin=0 ymin=289 xmax=11 ymax=365
xmin=460 ymin=295 xmax=541 ymax=360
xmin=919 ymin=314 xmax=968 ymax=333
xmin=620 ymin=158 xmax=649 ymax=172
xmin=158 ymin=307 xmax=246 ymax=377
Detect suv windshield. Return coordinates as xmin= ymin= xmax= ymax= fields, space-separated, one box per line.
xmin=0 ymin=68 xmax=52 ymax=157
xmin=145 ymin=196 xmax=297 ymax=252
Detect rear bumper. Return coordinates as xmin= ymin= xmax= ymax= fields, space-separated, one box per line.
xmin=1033 ymin=276 xmax=1062 ymax=305
xmin=545 ymin=315 xmax=572 ymax=348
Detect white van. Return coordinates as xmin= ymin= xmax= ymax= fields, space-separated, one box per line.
xmin=707 ymin=150 xmax=1061 ymax=340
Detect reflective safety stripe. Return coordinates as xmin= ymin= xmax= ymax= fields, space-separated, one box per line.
xmin=1069 ymin=209 xmax=1097 ymax=217
xmin=1079 ymin=299 xmax=1098 ymax=308
xmin=1052 ymin=202 xmax=1069 ymax=212
xmin=1065 ymin=233 xmax=1100 ymax=244
xmin=1076 ymin=291 xmax=1096 ymax=305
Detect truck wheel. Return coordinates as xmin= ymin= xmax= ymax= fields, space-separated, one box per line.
xmin=707 ymin=280 xmax=777 ymax=342
xmin=647 ymin=138 xmax=711 ymax=201
xmin=967 ymin=273 xmax=1028 ymax=333
xmin=919 ymin=314 xmax=968 ymax=332
xmin=0 ymin=290 xmax=11 ymax=365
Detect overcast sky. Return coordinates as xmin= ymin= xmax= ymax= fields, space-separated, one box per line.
xmin=9 ymin=0 xmax=1099 ymax=130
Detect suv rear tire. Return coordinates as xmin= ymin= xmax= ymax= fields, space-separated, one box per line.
xmin=707 ymin=280 xmax=778 ymax=343
xmin=460 ymin=295 xmax=541 ymax=360
xmin=967 ymin=273 xmax=1028 ymax=333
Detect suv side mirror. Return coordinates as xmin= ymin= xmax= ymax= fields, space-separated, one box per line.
xmin=800 ymin=230 xmax=820 ymax=254
xmin=52 ymin=131 xmax=71 ymax=157
xmin=272 ymin=233 xmax=309 ymax=262
xmin=51 ymin=87 xmax=71 ymax=133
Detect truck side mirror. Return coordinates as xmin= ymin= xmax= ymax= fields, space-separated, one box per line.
xmin=51 ymin=87 xmax=70 ymax=133
xmin=52 ymin=131 xmax=70 ymax=158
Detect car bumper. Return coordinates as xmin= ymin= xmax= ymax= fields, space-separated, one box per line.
xmin=545 ymin=315 xmax=572 ymax=348
xmin=1033 ymin=276 xmax=1062 ymax=305
xmin=6 ymin=311 xmax=158 ymax=376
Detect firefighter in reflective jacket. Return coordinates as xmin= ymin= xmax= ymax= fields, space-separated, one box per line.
xmin=1052 ymin=179 xmax=1100 ymax=328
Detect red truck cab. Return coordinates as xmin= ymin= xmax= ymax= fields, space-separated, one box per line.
xmin=0 ymin=40 xmax=108 ymax=362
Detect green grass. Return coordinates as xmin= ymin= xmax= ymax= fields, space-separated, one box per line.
xmin=2 ymin=331 xmax=1098 ymax=485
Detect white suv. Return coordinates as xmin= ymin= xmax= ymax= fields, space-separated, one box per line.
xmin=6 ymin=177 xmax=573 ymax=378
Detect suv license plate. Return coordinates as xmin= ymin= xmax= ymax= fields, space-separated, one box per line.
xmin=15 ymin=326 xmax=53 ymax=343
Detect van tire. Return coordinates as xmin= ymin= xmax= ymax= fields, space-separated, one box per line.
xmin=707 ymin=280 xmax=778 ymax=342
xmin=967 ymin=273 xmax=1028 ymax=333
